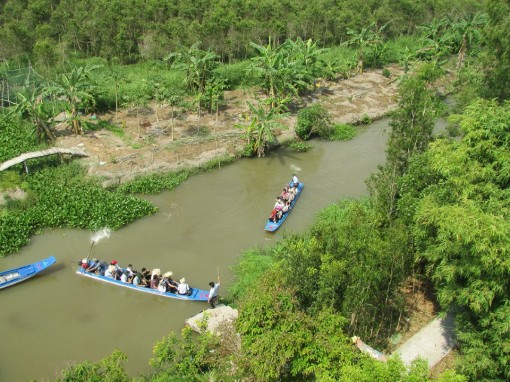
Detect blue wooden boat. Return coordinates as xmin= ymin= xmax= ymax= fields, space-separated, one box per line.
xmin=265 ymin=182 xmax=304 ymax=232
xmin=76 ymin=267 xmax=209 ymax=301
xmin=0 ymin=256 xmax=56 ymax=289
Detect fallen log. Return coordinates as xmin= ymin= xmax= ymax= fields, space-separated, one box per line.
xmin=0 ymin=147 xmax=89 ymax=171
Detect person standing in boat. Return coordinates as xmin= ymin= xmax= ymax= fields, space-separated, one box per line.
xmin=292 ymin=173 xmax=299 ymax=188
xmin=208 ymin=276 xmax=221 ymax=308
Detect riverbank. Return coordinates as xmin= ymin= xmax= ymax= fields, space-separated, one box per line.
xmin=56 ymin=65 xmax=405 ymax=186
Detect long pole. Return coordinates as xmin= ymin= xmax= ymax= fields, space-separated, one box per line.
xmin=86 ymin=241 xmax=95 ymax=261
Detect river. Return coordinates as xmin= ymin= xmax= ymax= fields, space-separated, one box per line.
xmin=0 ymin=119 xmax=390 ymax=381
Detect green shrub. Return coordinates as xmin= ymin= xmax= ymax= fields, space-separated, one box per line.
xmin=0 ymin=115 xmax=40 ymax=163
xmin=117 ymin=170 xmax=190 ymax=194
xmin=296 ymin=103 xmax=333 ymax=140
xmin=360 ymin=114 xmax=372 ymax=125
xmin=27 ymin=164 xmax=156 ymax=230
xmin=286 ymin=139 xmax=313 ymax=152
xmin=0 ymin=211 xmax=36 ymax=257
xmin=382 ymin=68 xmax=391 ymax=78
xmin=329 ymin=123 xmax=357 ymax=141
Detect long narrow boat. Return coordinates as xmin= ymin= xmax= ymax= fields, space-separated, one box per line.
xmin=265 ymin=182 xmax=304 ymax=232
xmin=76 ymin=267 xmax=209 ymax=301
xmin=0 ymin=256 xmax=56 ymax=289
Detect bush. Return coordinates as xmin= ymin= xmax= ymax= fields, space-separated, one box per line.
xmin=0 ymin=115 xmax=40 ymax=163
xmin=296 ymin=103 xmax=333 ymax=140
xmin=0 ymin=211 xmax=36 ymax=257
xmin=329 ymin=123 xmax=357 ymax=141
xmin=286 ymin=139 xmax=313 ymax=152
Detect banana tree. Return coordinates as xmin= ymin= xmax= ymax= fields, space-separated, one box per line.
xmin=248 ymin=38 xmax=283 ymax=108
xmin=166 ymin=43 xmax=219 ymax=93
xmin=46 ymin=65 xmax=99 ymax=135
xmin=236 ymin=101 xmax=288 ymax=157
xmin=9 ymin=89 xmax=56 ymax=143
xmin=446 ymin=13 xmax=488 ymax=69
xmin=344 ymin=23 xmax=384 ymax=74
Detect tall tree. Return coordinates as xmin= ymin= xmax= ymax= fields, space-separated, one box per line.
xmin=482 ymin=0 xmax=510 ymax=100
xmin=367 ymin=63 xmax=443 ymax=221
xmin=399 ymin=99 xmax=510 ymax=380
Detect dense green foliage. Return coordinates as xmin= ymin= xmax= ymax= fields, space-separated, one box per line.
xmin=57 ymin=349 xmax=129 ymax=382
xmin=118 ymin=155 xmax=236 ymax=194
xmin=0 ymin=164 xmax=156 ymax=256
xmin=2 ymin=0 xmax=508 ymax=380
xmin=367 ymin=63 xmax=444 ymax=223
xmin=399 ymin=99 xmax=510 ymax=380
xmin=482 ymin=0 xmax=510 ymax=100
xmin=0 ymin=0 xmax=483 ymax=65
xmin=0 ymin=115 xmax=40 ymax=161
xmin=296 ymin=103 xmax=333 ymax=140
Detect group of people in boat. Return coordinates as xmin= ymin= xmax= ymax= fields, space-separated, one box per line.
xmin=79 ymin=258 xmax=193 ymax=296
xmin=269 ymin=174 xmax=300 ymax=223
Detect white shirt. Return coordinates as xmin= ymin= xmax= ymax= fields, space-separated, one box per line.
xmin=105 ymin=266 xmax=114 ymax=278
xmin=292 ymin=175 xmax=298 ymax=184
xmin=209 ymin=283 xmax=220 ymax=298
xmin=178 ymin=283 xmax=189 ymax=294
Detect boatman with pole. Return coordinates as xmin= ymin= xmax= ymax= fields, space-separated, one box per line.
xmin=208 ymin=271 xmax=221 ymax=309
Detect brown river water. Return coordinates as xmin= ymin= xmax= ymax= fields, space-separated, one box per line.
xmin=0 ymin=119 xmax=391 ymax=381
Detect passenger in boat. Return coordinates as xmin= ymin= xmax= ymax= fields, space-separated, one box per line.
xmin=208 ymin=276 xmax=221 ymax=309
xmin=133 ymin=271 xmax=148 ymax=287
xmin=141 ymin=267 xmax=151 ymax=283
xmin=274 ymin=197 xmax=284 ymax=220
xmin=98 ymin=261 xmax=108 ymax=275
xmin=287 ymin=186 xmax=296 ymax=202
xmin=269 ymin=208 xmax=278 ymax=223
xmin=126 ymin=264 xmax=135 ymax=278
xmin=86 ymin=258 xmax=101 ymax=273
xmin=274 ymin=197 xmax=284 ymax=211
xmin=159 ymin=271 xmax=178 ymax=293
xmin=150 ymin=268 xmax=161 ymax=289
xmin=282 ymin=200 xmax=290 ymax=213
xmin=177 ymin=277 xmax=192 ymax=295
xmin=292 ymin=173 xmax=299 ymax=188
xmin=280 ymin=187 xmax=289 ymax=202
xmin=120 ymin=270 xmax=130 ymax=283
xmin=104 ymin=264 xmax=116 ymax=279
xmin=80 ymin=258 xmax=89 ymax=270
xmin=110 ymin=260 xmax=123 ymax=279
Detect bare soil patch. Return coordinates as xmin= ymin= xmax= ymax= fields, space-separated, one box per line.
xmin=56 ymin=65 xmax=403 ymax=186
xmin=388 ymin=278 xmax=440 ymax=353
